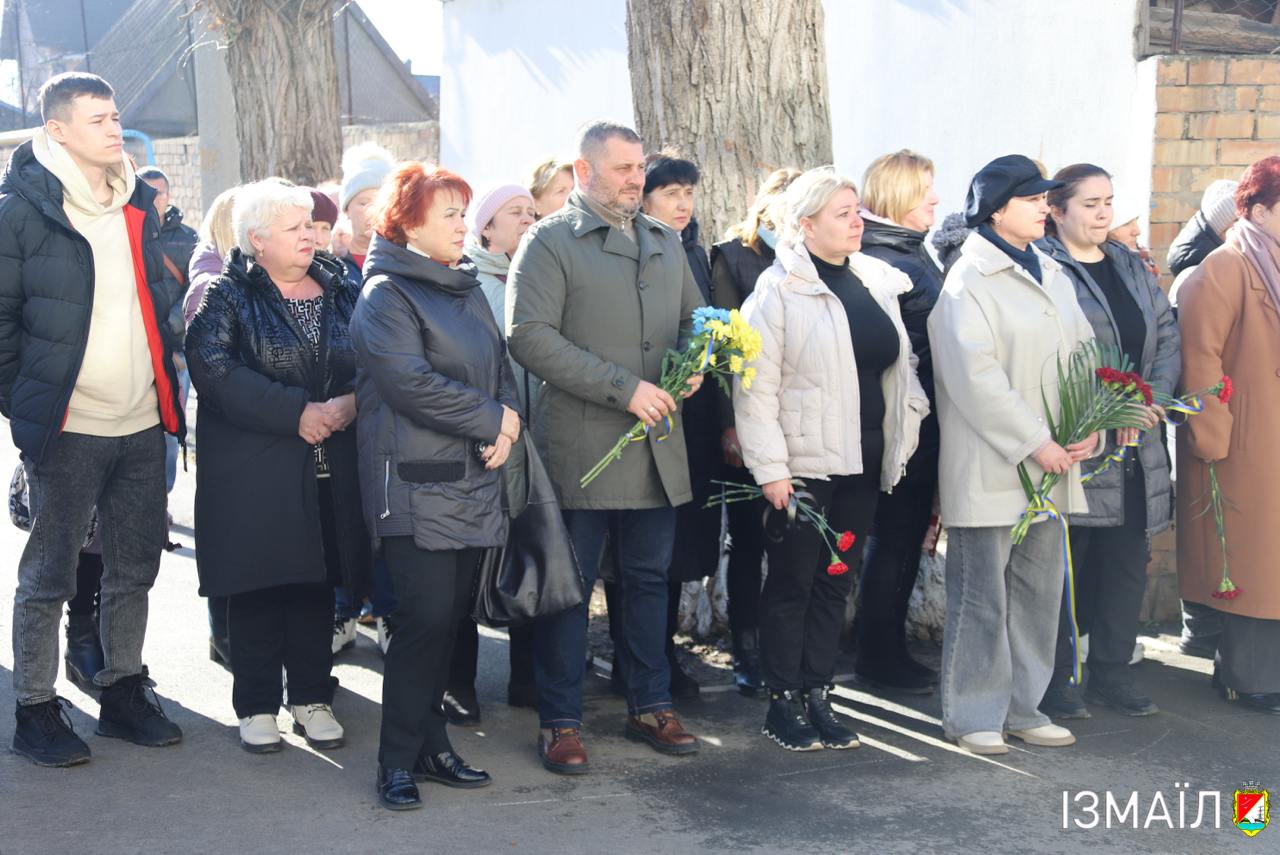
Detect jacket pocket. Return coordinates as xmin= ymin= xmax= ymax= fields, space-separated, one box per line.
xmin=780 ymin=386 xmax=823 ymax=459
xmin=398 ymin=460 xmax=467 ymax=484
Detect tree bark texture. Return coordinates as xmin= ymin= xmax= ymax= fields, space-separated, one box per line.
xmin=198 ymin=0 xmax=343 ymax=185
xmin=625 ymin=0 xmax=834 ymax=241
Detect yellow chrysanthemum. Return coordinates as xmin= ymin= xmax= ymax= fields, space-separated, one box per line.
xmin=729 ymin=354 xmax=744 ymax=374
xmin=741 ymin=366 xmax=757 ymax=390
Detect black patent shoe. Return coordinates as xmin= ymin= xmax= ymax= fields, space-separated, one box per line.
xmin=64 ymin=614 xmax=105 ymax=694
xmin=1039 ymin=676 xmax=1091 ymax=720
xmin=95 ymin=675 xmax=183 ymax=747
xmin=413 ymin=750 xmax=492 ymax=788
xmin=11 ymin=698 xmax=91 ymax=767
xmin=1084 ymin=678 xmax=1159 ymax=717
xmin=762 ymin=690 xmax=823 ymax=751
xmin=377 ymin=766 xmax=423 ymax=810
xmin=804 ymin=686 xmax=860 ymax=749
xmin=441 ymin=689 xmax=481 ymax=727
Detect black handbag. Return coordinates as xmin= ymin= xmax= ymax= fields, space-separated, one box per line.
xmin=472 ymin=431 xmax=583 ymax=628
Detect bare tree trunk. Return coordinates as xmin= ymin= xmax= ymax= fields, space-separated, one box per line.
xmin=198 ymin=0 xmax=342 ymax=185
xmin=625 ymin=0 xmax=833 ymax=240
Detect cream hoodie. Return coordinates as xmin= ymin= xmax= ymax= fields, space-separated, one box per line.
xmin=32 ymin=130 xmax=158 ymax=436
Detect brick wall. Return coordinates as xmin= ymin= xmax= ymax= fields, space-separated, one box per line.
xmin=1149 ymin=54 xmax=1280 ymax=289
xmin=0 ymin=120 xmax=439 ymax=229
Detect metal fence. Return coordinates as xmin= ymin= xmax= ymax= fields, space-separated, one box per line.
xmin=1149 ymin=0 xmax=1280 ymax=55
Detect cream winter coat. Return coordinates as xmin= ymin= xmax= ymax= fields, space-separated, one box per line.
xmin=927 ymin=232 xmax=1095 ymax=528
xmin=734 ymin=238 xmax=929 ymax=492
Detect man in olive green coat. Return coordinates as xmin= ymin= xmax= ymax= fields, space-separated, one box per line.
xmin=507 ymin=121 xmax=706 ymax=775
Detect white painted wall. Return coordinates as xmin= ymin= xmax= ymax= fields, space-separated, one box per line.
xmin=441 ymin=0 xmax=1156 ymax=237
xmin=825 ymin=0 xmax=1155 ymax=238
xmin=440 ymin=0 xmax=632 ymax=194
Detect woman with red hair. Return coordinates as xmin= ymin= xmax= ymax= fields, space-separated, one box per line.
xmin=1177 ymin=155 xmax=1280 ymax=715
xmin=350 ymin=162 xmax=521 ymax=809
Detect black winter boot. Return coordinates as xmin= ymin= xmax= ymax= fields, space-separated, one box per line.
xmin=96 ymin=674 xmax=183 ymax=747
xmin=12 ymin=698 xmax=91 ymax=767
xmin=804 ymin=686 xmax=860 ymax=749
xmin=762 ymin=690 xmax=823 ymax=751
xmin=64 ymin=614 xmax=105 ymax=693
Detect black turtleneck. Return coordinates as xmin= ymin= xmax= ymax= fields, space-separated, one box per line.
xmin=811 ymin=253 xmax=899 ymax=430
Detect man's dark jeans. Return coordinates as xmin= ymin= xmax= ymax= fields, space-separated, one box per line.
xmin=13 ymin=427 xmax=167 ymax=705
xmin=534 ymin=507 xmax=676 ymax=728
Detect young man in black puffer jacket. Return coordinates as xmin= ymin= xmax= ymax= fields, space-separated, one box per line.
xmin=0 ymin=73 xmax=186 ymax=768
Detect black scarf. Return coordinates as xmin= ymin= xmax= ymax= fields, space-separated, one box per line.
xmin=978 ymin=222 xmax=1042 ymax=284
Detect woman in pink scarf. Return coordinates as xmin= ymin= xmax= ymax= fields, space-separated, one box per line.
xmin=1176 ymin=156 xmax=1280 ymax=715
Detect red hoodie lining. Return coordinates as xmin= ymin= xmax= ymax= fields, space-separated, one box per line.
xmin=123 ymin=204 xmax=179 ymax=433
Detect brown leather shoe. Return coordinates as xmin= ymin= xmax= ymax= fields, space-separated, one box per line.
xmin=538 ymin=727 xmax=590 ymax=775
xmin=625 ymin=710 xmax=699 ymax=755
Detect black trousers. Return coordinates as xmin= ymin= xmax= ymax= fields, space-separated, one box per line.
xmin=1054 ymin=464 xmax=1151 ymax=683
xmin=67 ymin=552 xmax=104 ymax=616
xmin=227 ymin=582 xmax=335 ymax=717
xmin=855 ymin=464 xmax=936 ymax=658
xmin=724 ymin=465 xmax=765 ymax=637
xmin=760 ymin=431 xmax=883 ymax=690
xmin=447 ymin=615 xmax=536 ymax=694
xmin=379 ymin=537 xmax=479 ymax=769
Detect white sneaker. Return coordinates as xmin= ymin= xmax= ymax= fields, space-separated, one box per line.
xmin=239 ymin=714 xmax=282 ymax=753
xmin=290 ymin=703 xmax=345 ymax=749
xmin=1008 ymin=723 xmax=1076 ymax=747
xmin=957 ymin=731 xmax=1008 ymax=755
xmin=1130 ymin=640 xmax=1145 ymax=665
xmin=331 ymin=617 xmax=357 ymax=655
xmin=377 ymin=617 xmax=394 ymax=656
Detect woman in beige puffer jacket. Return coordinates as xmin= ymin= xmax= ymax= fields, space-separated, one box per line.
xmin=733 ymin=168 xmax=928 ymax=752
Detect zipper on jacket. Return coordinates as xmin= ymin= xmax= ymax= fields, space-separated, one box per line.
xmin=380 ymin=459 xmax=391 ymax=519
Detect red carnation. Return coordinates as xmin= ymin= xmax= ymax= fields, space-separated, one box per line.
xmin=1134 ymin=377 xmax=1154 ymax=406
xmin=827 ymin=561 xmax=849 ymax=576
xmin=1217 ymin=376 xmax=1233 ymax=405
xmin=837 ymin=531 xmax=856 ymax=552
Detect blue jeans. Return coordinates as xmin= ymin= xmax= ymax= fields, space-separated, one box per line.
xmin=534 ymin=507 xmax=676 ymax=728
xmin=334 ymin=557 xmax=397 ymax=619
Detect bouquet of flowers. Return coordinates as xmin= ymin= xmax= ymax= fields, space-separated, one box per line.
xmin=579 ymin=307 xmax=764 ymax=489
xmin=1010 ymin=341 xmax=1151 ymax=544
xmin=707 ymin=480 xmax=856 ymax=575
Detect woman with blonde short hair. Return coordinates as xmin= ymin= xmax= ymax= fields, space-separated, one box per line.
xmin=735 ymin=167 xmax=928 ymax=751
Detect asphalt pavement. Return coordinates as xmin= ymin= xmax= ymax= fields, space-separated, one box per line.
xmin=1 ymin=403 xmax=1276 ymax=854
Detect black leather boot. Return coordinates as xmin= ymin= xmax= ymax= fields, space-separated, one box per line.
xmin=64 ymin=614 xmax=104 ymax=692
